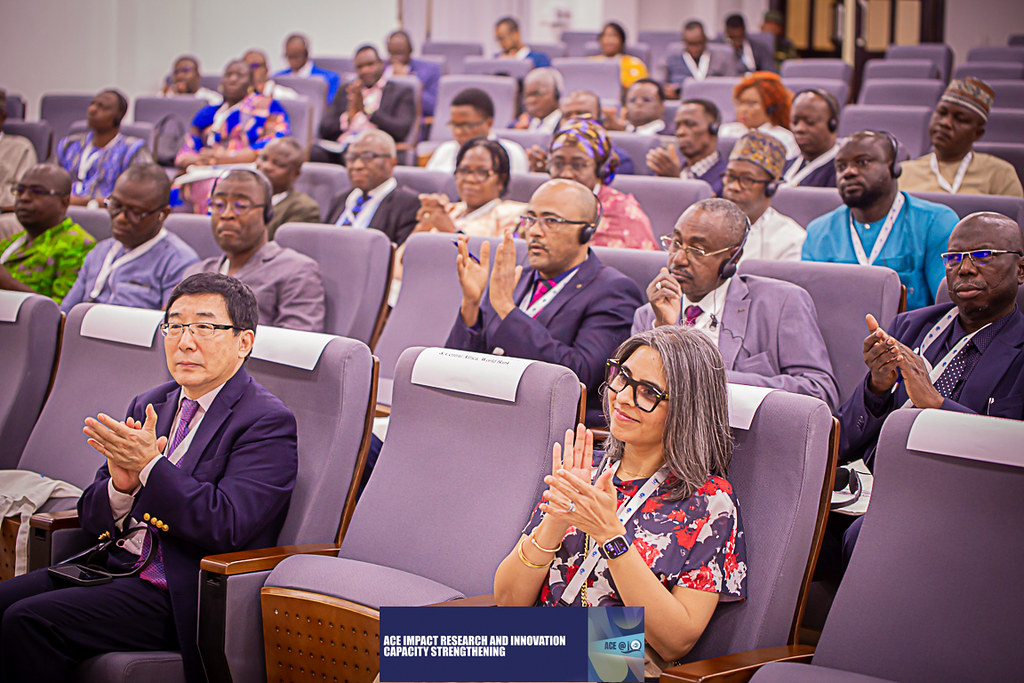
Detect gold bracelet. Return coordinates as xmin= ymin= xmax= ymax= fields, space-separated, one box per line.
xmin=529 ymin=533 xmax=561 ymax=554
xmin=516 ymin=537 xmax=552 ymax=569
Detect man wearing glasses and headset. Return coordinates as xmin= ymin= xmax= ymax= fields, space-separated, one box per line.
xmin=60 ymin=164 xmax=199 ymax=312
xmin=633 ymin=197 xmax=839 ymax=410
xmin=447 ymin=178 xmax=642 ymax=426
xmin=0 ymin=272 xmax=298 ymax=683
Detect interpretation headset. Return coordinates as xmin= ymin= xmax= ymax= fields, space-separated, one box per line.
xmin=717 ymin=213 xmax=751 ymax=280
xmin=879 ymin=130 xmax=903 ymax=178
xmin=579 ymin=194 xmax=604 ymax=244
xmin=210 ymin=168 xmax=275 ymax=223
xmin=683 ymin=98 xmax=721 ymax=136
xmin=794 ymin=88 xmax=839 ymax=133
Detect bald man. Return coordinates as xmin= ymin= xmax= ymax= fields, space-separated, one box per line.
xmin=447 ymin=179 xmax=642 ymax=426
xmin=255 ymin=137 xmax=321 ymax=238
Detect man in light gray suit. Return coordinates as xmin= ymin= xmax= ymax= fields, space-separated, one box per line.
xmin=665 ymin=21 xmax=737 ymax=98
xmin=632 ymin=198 xmax=839 ymax=409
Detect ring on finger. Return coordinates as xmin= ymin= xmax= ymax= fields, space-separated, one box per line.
xmin=566 ymin=501 xmax=575 ymax=513
xmin=655 ymin=282 xmax=662 ymax=290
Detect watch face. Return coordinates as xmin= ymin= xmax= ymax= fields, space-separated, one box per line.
xmin=603 ymin=536 xmax=630 ymax=559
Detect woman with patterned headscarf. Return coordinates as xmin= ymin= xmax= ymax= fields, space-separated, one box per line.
xmin=546 ymin=119 xmax=657 ymax=250
xmin=719 ymin=71 xmax=799 ymax=160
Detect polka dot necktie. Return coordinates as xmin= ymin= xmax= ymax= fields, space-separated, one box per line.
xmin=684 ymin=305 xmax=703 ymax=327
xmin=138 ymin=398 xmax=200 ymax=590
xmin=340 ymin=192 xmax=366 ymax=226
xmin=932 ymin=340 xmax=975 ymax=399
xmin=529 ymin=278 xmax=557 ymax=308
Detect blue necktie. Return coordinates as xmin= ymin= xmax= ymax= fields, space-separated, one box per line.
xmin=340 ymin=192 xmax=366 ymax=226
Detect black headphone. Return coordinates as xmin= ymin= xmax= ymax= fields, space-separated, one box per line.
xmin=880 ymin=130 xmax=903 ymax=178
xmin=795 ymin=88 xmax=839 ymax=133
xmin=579 ymin=195 xmax=603 ymax=244
xmin=684 ymin=98 xmax=721 ymax=136
xmin=210 ymin=168 xmax=275 ymax=223
xmin=718 ymin=214 xmax=751 ymax=280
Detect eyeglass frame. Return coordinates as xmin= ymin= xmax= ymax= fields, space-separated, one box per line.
xmin=446 ymin=119 xmax=487 ymax=132
xmin=658 ymin=234 xmax=739 ymax=260
xmin=104 ymin=197 xmax=167 ymax=224
xmin=518 ymin=213 xmax=591 ymax=232
xmin=343 ymin=151 xmax=391 ymax=165
xmin=547 ymin=157 xmax=596 ymax=174
xmin=206 ymin=197 xmax=266 ymax=215
xmin=159 ymin=322 xmax=245 ymax=338
xmin=604 ymin=359 xmax=670 ymax=413
xmin=719 ymin=171 xmax=771 ymax=190
xmin=940 ymin=249 xmax=1023 ymax=269
xmin=454 ymin=167 xmax=496 ymax=181
xmin=8 ymin=183 xmax=65 ymax=199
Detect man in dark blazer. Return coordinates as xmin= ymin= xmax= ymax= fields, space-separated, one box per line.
xmin=326 ymin=130 xmax=419 ymax=245
xmin=724 ymin=14 xmax=775 ymax=73
xmin=665 ymin=21 xmax=737 ymax=98
xmin=386 ymin=30 xmax=441 ymax=117
xmin=256 ymin=137 xmax=321 ymax=239
xmin=0 ymin=273 xmax=298 ymax=683
xmin=447 ymin=179 xmax=642 ymax=426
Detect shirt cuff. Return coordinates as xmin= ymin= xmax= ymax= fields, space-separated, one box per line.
xmin=107 ymin=479 xmax=137 ymax=526
xmin=139 ymin=454 xmax=164 ymax=486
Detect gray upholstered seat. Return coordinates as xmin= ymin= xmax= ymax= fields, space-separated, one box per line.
xmin=429 ymin=74 xmax=519 ymax=141
xmin=836 ymin=105 xmax=932 ymax=158
xmin=591 ymin=245 xmax=665 ymax=295
xmin=463 ymin=56 xmax=534 ymax=79
xmin=772 ymin=185 xmax=843 ymax=229
xmin=908 ymin=190 xmax=1024 ymax=226
xmin=292 ymin=161 xmax=350 ymax=219
xmin=277 ymin=96 xmax=314 ymax=149
xmin=966 ymin=45 xmax=1024 ymax=64
xmin=954 ymin=61 xmax=1024 ymax=80
xmin=606 ymin=131 xmax=664 ymax=177
xmin=857 ymin=79 xmax=945 ymax=107
xmin=781 ymin=58 xmax=854 ymax=84
xmin=66 ymin=206 xmax=112 ymax=242
xmin=552 ymin=58 xmax=621 ymax=104
xmin=162 ymin=214 xmax=220 ymax=261
xmin=39 ymin=93 xmax=93 ymax=144
xmin=504 ymin=171 xmax=549 ymax=203
xmin=421 ymin=40 xmax=484 ymax=75
xmin=2 ymin=120 xmax=52 ymax=161
xmin=884 ymin=44 xmax=953 ymax=82
xmin=609 ymin=175 xmax=714 ymax=241
xmin=862 ymin=58 xmax=938 ymax=81
xmin=681 ymin=77 xmax=741 ymax=123
xmin=391 ymin=165 xmax=457 ymax=197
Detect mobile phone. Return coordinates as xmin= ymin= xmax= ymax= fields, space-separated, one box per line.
xmin=48 ymin=564 xmax=113 ymax=586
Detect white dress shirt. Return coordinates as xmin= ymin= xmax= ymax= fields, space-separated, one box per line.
xmin=335 ymin=177 xmax=398 ymax=229
xmin=738 ymin=207 xmax=806 ymax=262
xmin=681 ymin=277 xmax=732 ymax=347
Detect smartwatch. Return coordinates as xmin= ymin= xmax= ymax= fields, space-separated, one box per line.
xmin=598 ymin=534 xmax=630 ymax=560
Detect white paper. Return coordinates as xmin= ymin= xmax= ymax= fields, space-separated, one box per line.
xmin=0 ymin=291 xmax=35 ymax=322
xmin=79 ymin=305 xmax=164 ymax=347
xmin=907 ymin=409 xmax=1024 ymax=469
xmin=727 ymin=384 xmax=776 ymax=430
xmin=251 ymin=325 xmax=335 ymax=371
xmin=410 ymin=348 xmax=535 ymax=402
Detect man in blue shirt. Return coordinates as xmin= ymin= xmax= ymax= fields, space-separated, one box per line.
xmin=275 ymin=33 xmax=341 ymax=104
xmin=494 ymin=17 xmax=551 ymax=67
xmin=802 ymin=131 xmax=959 ymax=310
xmin=61 ymin=164 xmax=198 ymax=312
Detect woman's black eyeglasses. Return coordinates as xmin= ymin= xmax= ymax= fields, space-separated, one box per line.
xmin=605 ymin=359 xmax=669 ymax=412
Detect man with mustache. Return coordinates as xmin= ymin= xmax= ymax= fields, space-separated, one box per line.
xmin=446 ymin=178 xmax=642 ymax=426
xmin=632 ymin=197 xmax=838 ymax=409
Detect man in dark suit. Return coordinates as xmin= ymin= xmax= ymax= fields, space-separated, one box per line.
xmin=446 ymin=179 xmax=642 ymax=425
xmin=665 ymin=20 xmax=737 ymax=98
xmin=326 ymin=130 xmax=419 ymax=245
xmin=256 ymin=137 xmax=321 ymax=239
xmin=0 ymin=273 xmax=298 ymax=683
xmin=386 ymin=29 xmax=441 ymax=118
xmin=724 ymin=14 xmax=775 ymax=73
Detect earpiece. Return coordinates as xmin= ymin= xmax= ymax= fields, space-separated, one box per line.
xmin=210 ymin=168 xmax=275 ymax=223
xmin=764 ymin=179 xmax=779 ymax=197
xmin=795 ymin=88 xmax=839 ymax=133
xmin=579 ymin=195 xmax=603 ymax=244
xmin=717 ymin=214 xmax=751 ymax=280
xmin=881 ymin=130 xmax=903 ymax=178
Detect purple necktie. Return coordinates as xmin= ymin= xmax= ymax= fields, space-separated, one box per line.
xmin=684 ymin=305 xmax=703 ymax=327
xmin=138 ymin=398 xmax=200 ymax=590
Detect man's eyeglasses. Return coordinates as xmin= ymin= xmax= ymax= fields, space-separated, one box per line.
xmin=659 ymin=235 xmax=738 ymax=259
xmin=447 ymin=120 xmax=486 ymax=132
xmin=940 ymin=249 xmax=1023 ymax=268
xmin=605 ymin=359 xmax=669 ymax=413
xmin=8 ymin=183 xmax=64 ymax=199
xmin=548 ymin=158 xmax=594 ymax=174
xmin=160 ymin=322 xmax=243 ymax=339
xmin=720 ymin=172 xmax=771 ymax=190
xmin=207 ymin=198 xmax=265 ymax=215
xmin=518 ymin=214 xmax=590 ymax=232
xmin=454 ymin=167 xmax=495 ymax=181
xmin=344 ymin=151 xmax=390 ymax=165
xmin=105 ymin=198 xmax=166 ymax=223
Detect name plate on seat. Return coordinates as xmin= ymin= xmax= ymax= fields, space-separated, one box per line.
xmin=0 ymin=291 xmax=35 ymax=322
xmin=907 ymin=409 xmax=1024 ymax=469
xmin=79 ymin=305 xmax=164 ymax=347
xmin=727 ymin=384 xmax=776 ymax=430
xmin=410 ymin=348 xmax=535 ymax=402
xmin=251 ymin=325 xmax=336 ymax=370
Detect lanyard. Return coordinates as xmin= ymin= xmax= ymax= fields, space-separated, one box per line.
xmin=929 ymin=152 xmax=973 ymax=194
xmin=899 ymin=311 xmax=991 ymax=406
xmin=849 ymin=192 xmax=905 ymax=266
xmin=683 ymin=52 xmax=710 ymax=80
xmin=783 ymin=144 xmax=839 ymax=186
xmin=519 ymin=267 xmax=579 ymax=318
xmin=88 ymin=229 xmax=167 ymax=300
xmin=77 ymin=134 xmax=121 ymax=182
xmin=559 ymin=461 xmax=669 ymax=606
xmin=0 ymin=234 xmax=28 ymax=265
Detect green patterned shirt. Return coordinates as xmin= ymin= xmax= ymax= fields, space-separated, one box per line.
xmin=0 ymin=217 xmax=95 ymax=303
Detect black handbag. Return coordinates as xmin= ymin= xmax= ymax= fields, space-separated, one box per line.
xmin=47 ymin=525 xmax=159 ymax=587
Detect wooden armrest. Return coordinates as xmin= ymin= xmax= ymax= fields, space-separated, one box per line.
xmin=660 ymin=645 xmax=815 ymax=683
xmin=430 ymin=593 xmax=497 ymax=607
xmin=29 ymin=509 xmax=81 ymax=531
xmin=375 ymin=403 xmax=392 ymax=417
xmin=199 ymin=543 xmax=340 ymax=575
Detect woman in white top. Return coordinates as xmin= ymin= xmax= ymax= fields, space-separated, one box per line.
xmin=718 ymin=71 xmax=799 ymax=160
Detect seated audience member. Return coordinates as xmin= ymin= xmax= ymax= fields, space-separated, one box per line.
xmin=447 ymin=178 xmax=642 ymax=425
xmin=0 ymin=89 xmax=37 ymax=211
xmin=161 ymin=55 xmax=222 ymax=105
xmin=317 ymin=44 xmax=416 ymax=159
xmin=803 ymin=131 xmax=959 ymax=310
xmin=782 ymin=89 xmax=840 ymax=188
xmin=274 ymin=33 xmax=341 ymax=103
xmin=255 ymin=137 xmax=320 ymax=239
xmin=175 ymin=59 xmax=290 ymax=171
xmin=646 ymin=99 xmax=729 ymax=196
xmin=415 ymin=138 xmax=525 ymax=238
xmin=722 ymin=131 xmax=805 ymax=260
xmin=604 ymin=78 xmax=667 ymax=135
xmin=425 ymin=88 xmax=528 ymax=174
xmin=56 ymin=89 xmax=152 ymax=207
xmin=385 ymin=30 xmax=441 ymax=117
xmin=0 ymin=164 xmax=94 ymax=303
xmin=326 ymin=130 xmax=419 ymax=245
xmin=0 ymin=272 xmax=298 ymax=683
xmin=634 ymin=198 xmax=838 ymax=408
xmin=494 ymin=16 xmax=551 ymax=67
xmin=547 ymin=119 xmax=657 ymax=250
xmin=899 ymin=78 xmax=1023 ymax=198
xmin=761 ymin=10 xmax=798 ymax=65
xmin=526 ymin=90 xmax=636 ymax=175
xmin=244 ymin=49 xmax=299 ymax=101
xmin=494 ymin=326 xmax=747 ymax=676
xmin=719 ymin=72 xmax=798 ymax=159
xmin=590 ymin=22 xmax=649 ymax=90
xmin=512 ymin=68 xmax=564 ymax=132
xmin=725 ymin=13 xmax=774 ymax=73
xmin=182 ymin=169 xmax=325 ymax=332
xmin=665 ymin=20 xmax=737 ymax=98
xmin=61 ymin=164 xmax=198 ymax=312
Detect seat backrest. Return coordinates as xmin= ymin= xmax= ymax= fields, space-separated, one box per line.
xmin=907 ymin=190 xmax=1024 ymax=227
xmin=772 ymin=185 xmax=844 ymax=229
xmin=985 ymin=80 xmax=1024 ymax=110
xmin=163 ymin=213 xmax=220 ymax=261
xmin=591 ymin=245 xmax=665 ymax=294
xmin=392 ymin=165 xmax=457 ymax=198
xmin=972 ymin=142 xmax=1024 ymax=186
xmin=885 ymin=44 xmax=953 ymax=82
xmin=5 ymin=93 xmax=26 ymax=120
xmin=862 ymin=58 xmax=938 ymax=81
xmin=936 ymin=279 xmax=1024 ymax=310
xmin=39 ymin=93 xmax=94 ymax=144
xmin=422 ymin=41 xmax=485 ymax=75
xmin=982 ymin=109 xmax=1024 ymax=144
xmin=200 ymin=75 xmax=222 ymax=91
xmin=639 ymin=30 xmax=685 ymax=77
xmin=552 ymin=58 xmax=621 ymax=104
xmin=954 ymin=61 xmax=1024 ymax=81
xmin=966 ymin=45 xmax=1024 ymax=64
xmin=814 ymin=409 xmax=1024 ymax=680
xmin=463 ymin=57 xmax=534 ymax=80
xmin=505 ymin=171 xmax=550 ymax=203
xmin=340 ymin=346 xmax=581 ymax=597
xmin=684 ymin=386 xmax=835 ymax=661
xmin=780 ymin=58 xmax=853 ymax=84
xmin=0 ymin=293 xmax=61 ymax=469
xmin=246 ymin=327 xmax=376 ymax=545
xmin=315 ymin=57 xmax=354 ymax=78
xmin=560 ymin=30 xmax=597 ymax=58
xmin=681 ymin=77 xmax=740 ymax=123
xmin=606 ymin=131 xmax=662 ymax=177
xmin=836 ymin=105 xmax=932 ymax=158
xmin=134 ymin=96 xmax=207 ymax=165
xmin=580 ymin=41 xmax=651 ymax=67
xmin=275 ymin=223 xmax=393 ymax=344
xmin=775 ymin=77 xmax=849 ymax=107
xmin=430 ymin=75 xmax=519 ymax=141
xmin=293 ymin=162 xmax=350 ymax=219
xmin=737 ymin=260 xmax=903 ymax=404
xmin=528 ymin=42 xmax=567 ymax=60
xmin=18 ymin=303 xmax=170 ymax=488
xmin=495 ymin=130 xmax=551 ymax=157
xmin=66 ymin=206 xmax=111 ymax=242
xmin=2 ymin=120 xmax=52 ymax=161
xmin=277 ymin=96 xmax=312 ymax=149
xmin=273 ymin=74 xmax=328 ymax=106
xmin=388 ymin=76 xmax=423 ymax=160
xmin=857 ymin=79 xmax=945 ymax=107
xmin=609 ymin=175 xmax=714 ymax=240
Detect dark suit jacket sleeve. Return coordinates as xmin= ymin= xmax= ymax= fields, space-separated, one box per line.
xmin=446 ymin=312 xmax=489 ymax=353
xmin=319 ymin=88 xmax=348 ymax=141
xmin=374 ymin=190 xmax=420 ymax=245
xmin=325 ymin=189 xmax=350 ymax=225
xmin=414 ymin=60 xmax=440 ymax=117
xmin=370 ymin=83 xmax=416 ymax=142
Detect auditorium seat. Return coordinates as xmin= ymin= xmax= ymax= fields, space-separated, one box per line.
xmin=5 ymin=93 xmax=26 ymax=120
xmin=560 ymin=30 xmax=597 ymax=58
xmin=639 ymin=30 xmax=685 ymax=78
xmin=591 ymin=245 xmax=664 ymax=294
xmin=258 ymin=345 xmax=582 ymax=682
xmin=581 ymin=40 xmax=652 ymax=67
xmin=495 ymin=129 xmax=551 ymax=157
xmin=2 ymin=120 xmax=52 ymax=161
xmin=862 ymin=58 xmax=938 ymax=81
xmin=133 ymin=96 xmax=207 ymax=166
xmin=966 ymin=45 xmax=1024 ymax=64
xmin=430 ymin=75 xmax=519 ymax=142
xmin=908 ymin=190 xmax=1024 ymax=227
xmin=39 ymin=93 xmax=93 ymax=144
xmin=528 ymin=42 xmax=568 ymax=60
xmin=836 ymin=105 xmax=932 ymax=158
xmin=772 ymin=186 xmax=843 ymax=229
xmin=463 ymin=56 xmax=534 ymax=79
xmin=986 ymin=80 xmax=1024 ymax=109
xmin=681 ymin=77 xmax=740 ymax=123
xmin=273 ymin=73 xmax=329 ymax=106
xmin=780 ymin=78 xmax=850 ymax=107
xmin=748 ymin=409 xmax=1024 ymax=682
xmin=884 ymin=44 xmax=953 ymax=82
xmin=857 ymin=79 xmax=945 ymax=107
xmin=973 ymin=141 xmax=1024 ymax=186
xmin=552 ymin=58 xmax=621 ymax=105
xmin=392 ymin=165 xmax=457 ymax=197
xmin=388 ymin=75 xmax=424 ymax=163
xmin=0 ymin=292 xmax=61 ymax=469
xmin=610 ymin=175 xmax=715 ymax=241
xmin=163 ymin=213 xmax=220 ymax=261
xmin=954 ymin=61 xmax=1024 ymax=81
xmin=199 ymin=75 xmax=221 ymax=91
xmin=781 ymin=58 xmax=854 ymax=84
xmin=277 ymin=96 xmax=314 ymax=149
xmin=607 ymin=130 xmax=667 ymax=177
xmin=67 ymin=206 xmax=112 ymax=242
xmin=276 ymin=222 xmax=394 ymax=345
xmin=422 ymin=40 xmax=484 ymax=75
xmin=982 ymin=109 xmax=1024 ymax=143
xmin=505 ymin=171 xmax=550 ymax=203
xmin=314 ymin=57 xmax=354 ymax=78
xmin=292 ymin=162 xmax=350 ymax=218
